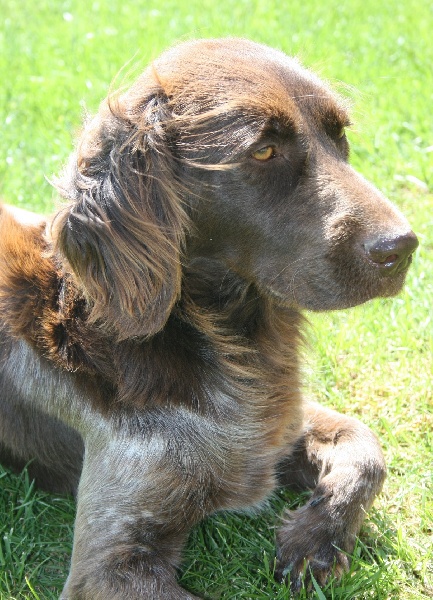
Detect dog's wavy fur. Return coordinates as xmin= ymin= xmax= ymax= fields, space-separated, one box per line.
xmin=0 ymin=39 xmax=418 ymax=599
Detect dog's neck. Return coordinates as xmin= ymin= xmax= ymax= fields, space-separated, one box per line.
xmin=0 ymin=217 xmax=303 ymax=422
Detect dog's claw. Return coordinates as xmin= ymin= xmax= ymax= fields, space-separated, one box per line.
xmin=275 ymin=561 xmax=303 ymax=593
xmin=275 ymin=544 xmax=351 ymax=594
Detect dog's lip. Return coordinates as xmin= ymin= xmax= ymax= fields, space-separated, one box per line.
xmin=262 ymin=252 xmax=411 ymax=311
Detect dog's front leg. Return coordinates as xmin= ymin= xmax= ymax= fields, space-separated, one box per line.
xmin=60 ymin=424 xmax=205 ymax=600
xmin=275 ymin=400 xmax=386 ymax=592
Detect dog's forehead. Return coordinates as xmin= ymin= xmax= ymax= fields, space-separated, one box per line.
xmin=153 ymin=38 xmax=349 ymax=128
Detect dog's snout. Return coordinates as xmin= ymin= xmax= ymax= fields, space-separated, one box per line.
xmin=363 ymin=231 xmax=419 ymax=275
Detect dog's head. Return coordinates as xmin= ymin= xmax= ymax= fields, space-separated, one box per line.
xmin=54 ymin=38 xmax=418 ymax=338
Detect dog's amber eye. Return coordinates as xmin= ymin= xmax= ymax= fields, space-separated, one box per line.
xmin=252 ymin=146 xmax=275 ymax=161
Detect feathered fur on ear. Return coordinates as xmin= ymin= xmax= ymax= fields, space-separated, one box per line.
xmin=53 ymin=83 xmax=188 ymax=340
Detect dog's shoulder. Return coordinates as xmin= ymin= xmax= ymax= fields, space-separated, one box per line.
xmin=0 ymin=204 xmax=58 ymax=340
xmin=0 ymin=203 xmax=46 ymax=228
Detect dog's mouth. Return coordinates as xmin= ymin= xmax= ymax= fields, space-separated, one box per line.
xmin=263 ymin=233 xmax=418 ymax=312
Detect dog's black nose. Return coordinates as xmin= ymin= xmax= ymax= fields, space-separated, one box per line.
xmin=364 ymin=231 xmax=419 ymax=275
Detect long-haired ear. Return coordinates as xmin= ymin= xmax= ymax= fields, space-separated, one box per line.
xmin=53 ymin=84 xmax=188 ymax=340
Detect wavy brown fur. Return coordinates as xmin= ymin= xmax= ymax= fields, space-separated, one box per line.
xmin=0 ymin=38 xmax=418 ymax=598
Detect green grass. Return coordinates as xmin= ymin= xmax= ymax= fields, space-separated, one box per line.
xmin=0 ymin=0 xmax=432 ymax=598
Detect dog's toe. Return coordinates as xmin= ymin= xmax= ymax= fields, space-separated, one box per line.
xmin=275 ymin=550 xmax=350 ymax=594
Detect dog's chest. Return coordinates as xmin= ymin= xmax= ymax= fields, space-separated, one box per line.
xmin=162 ymin=378 xmax=304 ymax=511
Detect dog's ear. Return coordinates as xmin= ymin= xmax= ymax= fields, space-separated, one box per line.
xmin=54 ymin=86 xmax=188 ymax=340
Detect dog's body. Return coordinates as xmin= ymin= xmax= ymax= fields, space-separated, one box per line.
xmin=0 ymin=39 xmax=418 ymax=599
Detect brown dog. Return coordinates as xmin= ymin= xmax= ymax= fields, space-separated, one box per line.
xmin=0 ymin=38 xmax=418 ymax=599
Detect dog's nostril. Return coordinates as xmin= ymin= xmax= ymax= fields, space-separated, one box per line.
xmin=375 ymin=253 xmax=399 ymax=265
xmin=364 ymin=231 xmax=419 ymax=274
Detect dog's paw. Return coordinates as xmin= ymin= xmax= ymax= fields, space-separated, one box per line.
xmin=275 ymin=504 xmax=353 ymax=594
xmin=275 ymin=543 xmax=350 ymax=594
